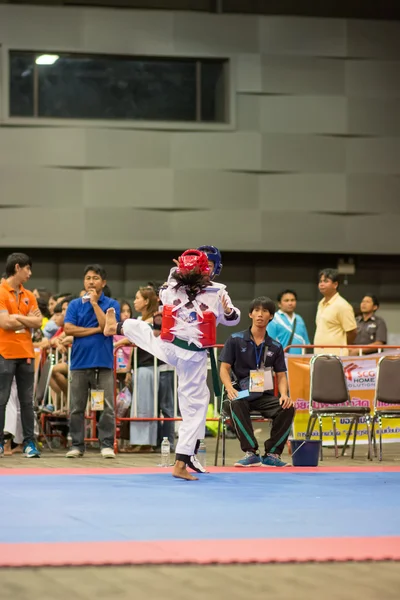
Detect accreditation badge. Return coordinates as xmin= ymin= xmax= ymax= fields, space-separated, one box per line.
xmin=90 ymin=389 xmax=105 ymax=411
xmin=249 ymin=370 xmax=265 ymax=393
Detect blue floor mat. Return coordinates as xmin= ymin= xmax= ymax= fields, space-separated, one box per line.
xmin=1 ymin=472 xmax=399 ymax=544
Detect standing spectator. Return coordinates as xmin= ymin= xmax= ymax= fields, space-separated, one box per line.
xmin=314 ymin=268 xmax=357 ymax=356
xmin=0 ymin=252 xmax=42 ymax=457
xmin=113 ymin=300 xmax=133 ymax=373
xmin=267 ymin=289 xmax=310 ymax=354
xmin=350 ymin=295 xmax=387 ymax=355
xmin=125 ymin=286 xmax=159 ymax=452
xmin=63 ymin=264 xmax=120 ymax=459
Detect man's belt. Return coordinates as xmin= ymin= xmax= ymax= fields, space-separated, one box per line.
xmin=171 ymin=338 xmax=221 ymax=397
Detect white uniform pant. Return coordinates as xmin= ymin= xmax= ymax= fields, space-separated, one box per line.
xmin=122 ymin=319 xmax=209 ymax=457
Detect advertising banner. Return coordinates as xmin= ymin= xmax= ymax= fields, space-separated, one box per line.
xmin=287 ymin=354 xmax=400 ymax=444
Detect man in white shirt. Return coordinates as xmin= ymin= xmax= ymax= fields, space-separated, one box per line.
xmin=314 ymin=269 xmax=357 ymax=356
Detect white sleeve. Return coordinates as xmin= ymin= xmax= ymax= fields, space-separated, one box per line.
xmin=217 ymin=289 xmax=241 ymax=326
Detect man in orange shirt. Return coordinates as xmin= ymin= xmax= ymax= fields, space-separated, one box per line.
xmin=0 ymin=253 xmax=42 ymax=458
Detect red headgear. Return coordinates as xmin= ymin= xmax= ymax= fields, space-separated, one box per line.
xmin=177 ymin=249 xmax=210 ymax=275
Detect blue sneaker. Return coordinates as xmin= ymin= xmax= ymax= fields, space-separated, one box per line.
xmin=0 ymin=444 xmax=4 ymax=458
xmin=23 ymin=441 xmax=41 ymax=458
xmin=234 ymin=451 xmax=261 ymax=467
xmin=261 ymin=453 xmax=289 ymax=467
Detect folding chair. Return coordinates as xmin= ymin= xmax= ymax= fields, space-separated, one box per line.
xmin=372 ymin=355 xmax=400 ymax=461
xmin=306 ymin=354 xmax=372 ymax=460
xmin=214 ymin=385 xmax=271 ymax=466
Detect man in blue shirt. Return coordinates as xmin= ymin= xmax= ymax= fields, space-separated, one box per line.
xmin=219 ymin=296 xmax=295 ymax=467
xmin=64 ymin=264 xmax=120 ymax=459
xmin=267 ymin=289 xmax=310 ymax=354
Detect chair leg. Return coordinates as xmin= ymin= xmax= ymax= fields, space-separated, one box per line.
xmin=222 ymin=417 xmax=226 ymax=467
xmin=318 ymin=416 xmax=323 ymax=461
xmin=366 ymin=415 xmax=372 ymax=462
xmin=214 ymin=416 xmax=221 ymax=466
xmin=378 ymin=415 xmax=383 ymax=462
xmin=371 ymin=417 xmax=377 ymax=458
xmin=351 ymin=418 xmax=359 ymax=459
xmin=341 ymin=417 xmax=354 ymax=456
xmin=332 ymin=416 xmax=338 ymax=459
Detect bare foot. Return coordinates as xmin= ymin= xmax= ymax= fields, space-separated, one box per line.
xmin=11 ymin=444 xmax=23 ymax=455
xmin=104 ymin=308 xmax=118 ymax=336
xmin=173 ymin=460 xmax=198 ymax=481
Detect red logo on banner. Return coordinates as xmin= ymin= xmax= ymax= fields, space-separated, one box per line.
xmin=343 ymin=363 xmax=358 ymax=381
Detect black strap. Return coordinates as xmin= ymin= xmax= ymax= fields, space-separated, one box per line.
xmin=287 ymin=317 xmax=297 ymax=348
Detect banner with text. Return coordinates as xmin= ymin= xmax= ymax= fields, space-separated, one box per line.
xmin=287 ymin=354 xmax=400 ymax=444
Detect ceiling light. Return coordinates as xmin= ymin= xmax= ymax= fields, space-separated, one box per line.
xmin=35 ymin=54 xmax=59 ymax=66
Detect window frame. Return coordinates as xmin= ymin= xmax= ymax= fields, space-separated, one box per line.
xmin=1 ymin=46 xmax=236 ymax=131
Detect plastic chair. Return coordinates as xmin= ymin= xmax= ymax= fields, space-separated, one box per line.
xmin=372 ymin=355 xmax=400 ymax=461
xmin=214 ymin=385 xmax=271 ymax=466
xmin=306 ymin=354 xmax=372 ymax=460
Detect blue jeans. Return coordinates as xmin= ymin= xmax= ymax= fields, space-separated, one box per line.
xmin=69 ymin=368 xmax=115 ymax=452
xmin=0 ymin=355 xmax=35 ymax=445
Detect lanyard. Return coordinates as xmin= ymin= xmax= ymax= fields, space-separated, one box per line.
xmin=252 ymin=341 xmax=265 ymax=370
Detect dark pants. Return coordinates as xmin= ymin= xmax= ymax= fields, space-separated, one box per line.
xmin=0 ymin=355 xmax=35 ymax=445
xmin=157 ymin=370 xmax=175 ymax=449
xmin=69 ymin=368 xmax=115 ymax=452
xmin=223 ymin=394 xmax=295 ymax=456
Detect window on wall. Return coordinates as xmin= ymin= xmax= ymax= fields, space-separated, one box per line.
xmin=9 ymin=51 xmax=229 ymax=123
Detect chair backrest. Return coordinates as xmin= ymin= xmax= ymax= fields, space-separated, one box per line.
xmin=310 ymin=354 xmax=349 ymax=406
xmin=375 ymin=356 xmax=400 ymax=406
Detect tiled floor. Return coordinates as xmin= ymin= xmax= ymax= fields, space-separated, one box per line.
xmin=1 ymin=435 xmax=399 ymax=600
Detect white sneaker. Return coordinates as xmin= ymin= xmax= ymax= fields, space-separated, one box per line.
xmin=101 ymin=448 xmax=115 ymax=459
xmin=66 ymin=448 xmax=83 ymax=458
xmin=188 ymin=455 xmax=208 ymax=473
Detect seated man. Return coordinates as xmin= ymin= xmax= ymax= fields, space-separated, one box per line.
xmin=219 ymin=296 xmax=295 ymax=468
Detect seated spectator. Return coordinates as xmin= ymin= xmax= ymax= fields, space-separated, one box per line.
xmin=33 ymin=288 xmax=51 ymax=304
xmin=349 ymin=295 xmax=387 ymax=356
xmin=219 ymin=296 xmax=295 ymax=468
xmin=43 ymin=293 xmax=71 ymax=339
xmin=32 ymin=298 xmax=52 ymax=342
xmin=48 ymin=297 xmax=74 ymax=399
xmin=267 ymin=289 xmax=310 ymax=354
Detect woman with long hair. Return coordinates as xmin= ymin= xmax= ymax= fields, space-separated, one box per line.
xmin=123 ymin=287 xmax=159 ymax=453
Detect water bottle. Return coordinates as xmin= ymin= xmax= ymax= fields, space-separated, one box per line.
xmin=160 ymin=437 xmax=171 ymax=467
xmin=197 ymin=439 xmax=206 ymax=468
xmin=116 ymin=348 xmax=126 ymax=371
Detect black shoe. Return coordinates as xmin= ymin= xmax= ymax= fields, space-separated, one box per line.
xmin=188 ymin=455 xmax=208 ymax=473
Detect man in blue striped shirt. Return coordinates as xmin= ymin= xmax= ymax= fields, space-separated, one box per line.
xmin=267 ymin=289 xmax=310 ymax=354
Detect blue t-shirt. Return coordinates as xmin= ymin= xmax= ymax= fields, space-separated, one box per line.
xmin=65 ymin=294 xmax=120 ymax=370
xmin=267 ymin=311 xmax=310 ymax=354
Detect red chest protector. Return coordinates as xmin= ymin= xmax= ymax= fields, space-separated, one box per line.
xmin=161 ymin=305 xmax=216 ymax=348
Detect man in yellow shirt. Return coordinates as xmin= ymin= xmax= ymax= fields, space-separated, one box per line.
xmin=314 ymin=268 xmax=357 ymax=356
